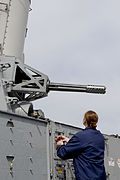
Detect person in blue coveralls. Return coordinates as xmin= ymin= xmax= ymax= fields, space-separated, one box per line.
xmin=56 ymin=110 xmax=106 ymax=180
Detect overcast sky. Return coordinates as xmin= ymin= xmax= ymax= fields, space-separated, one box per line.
xmin=25 ymin=0 xmax=120 ymax=135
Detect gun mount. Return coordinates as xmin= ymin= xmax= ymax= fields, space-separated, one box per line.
xmin=0 ymin=56 xmax=106 ymax=98
xmin=0 ymin=0 xmax=106 ymax=116
xmin=0 ymin=56 xmax=106 ymax=115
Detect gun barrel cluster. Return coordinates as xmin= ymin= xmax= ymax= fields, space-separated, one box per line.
xmin=49 ymin=83 xmax=106 ymax=94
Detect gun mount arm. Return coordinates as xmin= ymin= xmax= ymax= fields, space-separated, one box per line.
xmin=0 ymin=57 xmax=106 ymax=104
xmin=49 ymin=83 xmax=106 ymax=94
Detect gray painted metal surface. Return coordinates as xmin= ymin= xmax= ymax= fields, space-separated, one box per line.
xmin=0 ymin=110 xmax=120 ymax=180
xmin=0 ymin=0 xmax=30 ymax=59
xmin=104 ymin=135 xmax=120 ymax=180
xmin=0 ymin=110 xmax=50 ymax=180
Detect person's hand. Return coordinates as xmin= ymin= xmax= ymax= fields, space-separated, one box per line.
xmin=56 ymin=135 xmax=69 ymax=143
xmin=63 ymin=136 xmax=69 ymax=143
xmin=56 ymin=136 xmax=70 ymax=149
xmin=56 ymin=140 xmax=64 ymax=148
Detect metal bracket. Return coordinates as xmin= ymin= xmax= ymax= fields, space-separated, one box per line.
xmin=10 ymin=62 xmax=49 ymax=101
xmin=0 ymin=63 xmax=11 ymax=71
xmin=2 ymin=79 xmax=13 ymax=92
xmin=0 ymin=57 xmax=49 ymax=101
xmin=6 ymin=96 xmax=19 ymax=104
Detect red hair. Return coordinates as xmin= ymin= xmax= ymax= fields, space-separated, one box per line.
xmin=84 ymin=110 xmax=98 ymax=128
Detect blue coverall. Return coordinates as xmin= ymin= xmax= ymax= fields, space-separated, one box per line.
xmin=57 ymin=127 xmax=106 ymax=180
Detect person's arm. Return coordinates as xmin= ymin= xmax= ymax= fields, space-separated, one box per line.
xmin=57 ymin=135 xmax=82 ymax=160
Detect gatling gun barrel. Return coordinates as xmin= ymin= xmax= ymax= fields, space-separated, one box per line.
xmin=49 ymin=82 xmax=106 ymax=94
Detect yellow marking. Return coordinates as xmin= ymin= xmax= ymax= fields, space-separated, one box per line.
xmin=58 ymin=169 xmax=62 ymax=174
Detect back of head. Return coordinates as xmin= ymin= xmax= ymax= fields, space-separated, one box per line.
xmin=84 ymin=110 xmax=98 ymax=128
